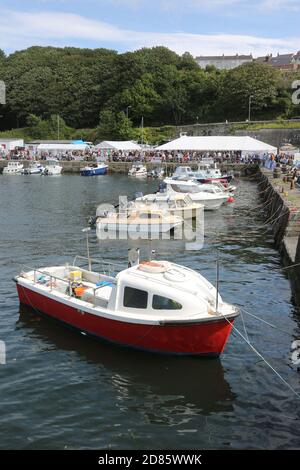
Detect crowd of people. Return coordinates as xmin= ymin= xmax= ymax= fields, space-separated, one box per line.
xmin=1 ymin=147 xmax=299 ymax=168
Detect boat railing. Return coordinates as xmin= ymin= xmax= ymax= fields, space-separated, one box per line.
xmin=19 ymin=265 xmax=74 ymax=296
xmin=72 ymin=255 xmax=125 ymax=277
xmin=19 ymin=264 xmax=117 ymax=307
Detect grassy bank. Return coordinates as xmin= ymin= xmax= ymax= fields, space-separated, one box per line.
xmin=0 ymin=125 xmax=177 ymax=146
xmin=231 ymin=121 xmax=300 ymax=132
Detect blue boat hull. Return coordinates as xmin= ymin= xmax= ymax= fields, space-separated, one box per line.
xmin=81 ymin=166 xmax=108 ymax=176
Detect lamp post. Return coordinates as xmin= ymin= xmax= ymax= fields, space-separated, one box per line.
xmin=57 ymin=114 xmax=60 ymax=140
xmin=248 ymin=95 xmax=254 ymax=122
xmin=126 ymin=105 xmax=132 ymax=119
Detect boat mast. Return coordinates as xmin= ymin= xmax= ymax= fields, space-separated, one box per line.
xmin=216 ymin=253 xmax=220 ymax=313
xmin=82 ymin=227 xmax=91 ymax=271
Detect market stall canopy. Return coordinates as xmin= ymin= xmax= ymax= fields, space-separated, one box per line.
xmin=37 ymin=143 xmax=89 ymax=152
xmin=156 ymin=136 xmax=277 ymax=153
xmin=95 ymin=141 xmax=142 ymax=151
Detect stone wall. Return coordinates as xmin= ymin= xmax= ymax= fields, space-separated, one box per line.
xmin=257 ymin=168 xmax=300 ymax=302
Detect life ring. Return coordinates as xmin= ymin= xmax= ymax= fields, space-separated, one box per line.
xmin=163 ymin=268 xmax=187 ymax=282
xmin=138 ymin=260 xmax=170 ymax=273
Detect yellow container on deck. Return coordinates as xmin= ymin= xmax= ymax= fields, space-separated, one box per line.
xmin=69 ymin=271 xmax=82 ymax=283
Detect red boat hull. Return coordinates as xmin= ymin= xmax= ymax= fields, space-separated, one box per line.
xmin=17 ymin=284 xmax=235 ymax=356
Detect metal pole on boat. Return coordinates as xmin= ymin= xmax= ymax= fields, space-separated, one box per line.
xmin=82 ymin=227 xmax=91 ymax=271
xmin=216 ymin=253 xmax=220 ymax=313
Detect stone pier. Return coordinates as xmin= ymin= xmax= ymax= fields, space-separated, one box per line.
xmin=257 ymin=168 xmax=300 ymax=303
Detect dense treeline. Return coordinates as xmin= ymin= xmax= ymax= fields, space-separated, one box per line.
xmin=0 ymin=45 xmax=299 ymax=136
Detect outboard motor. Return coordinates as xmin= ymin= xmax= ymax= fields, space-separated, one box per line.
xmin=88 ymin=216 xmax=97 ymax=227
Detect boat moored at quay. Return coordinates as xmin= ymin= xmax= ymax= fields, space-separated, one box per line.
xmin=3 ymin=161 xmax=24 ymax=175
xmin=15 ymin=255 xmax=239 ymax=356
xmin=80 ymin=163 xmax=108 ymax=176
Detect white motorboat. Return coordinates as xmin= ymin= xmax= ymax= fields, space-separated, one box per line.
xmin=173 ymin=161 xmax=233 ymax=184
xmin=42 ymin=160 xmax=63 ymax=175
xmin=97 ymin=208 xmax=183 ymax=234
xmin=15 ymin=253 xmax=239 ymax=356
xmin=163 ymin=178 xmax=229 ymax=210
xmin=201 ymin=180 xmax=236 ymax=197
xmin=172 ymin=166 xmax=194 ymax=179
xmin=133 ymin=193 xmax=203 ymax=219
xmin=128 ymin=164 xmax=147 ymax=177
xmin=3 ymin=161 xmax=24 ymax=175
xmin=21 ymin=162 xmax=45 ymax=175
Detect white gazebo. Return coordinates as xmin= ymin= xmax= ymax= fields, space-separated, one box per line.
xmin=95 ymin=141 xmax=142 ymax=151
xmin=37 ymin=143 xmax=89 ymax=152
xmin=156 ymin=136 xmax=277 ymax=153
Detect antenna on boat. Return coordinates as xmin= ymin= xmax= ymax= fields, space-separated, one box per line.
xmin=216 ymin=252 xmax=220 ymax=313
xmin=82 ymin=227 xmax=91 ymax=271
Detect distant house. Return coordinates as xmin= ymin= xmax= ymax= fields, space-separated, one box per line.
xmin=268 ymin=53 xmax=298 ymax=71
xmin=256 ymin=52 xmax=299 ymax=71
xmin=195 ymin=53 xmax=253 ymax=70
xmin=256 ymin=54 xmax=272 ymax=64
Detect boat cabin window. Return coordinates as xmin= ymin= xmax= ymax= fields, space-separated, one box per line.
xmin=123 ymin=287 xmax=148 ymax=309
xmin=139 ymin=212 xmax=160 ymax=220
xmin=152 ymin=295 xmax=182 ymax=310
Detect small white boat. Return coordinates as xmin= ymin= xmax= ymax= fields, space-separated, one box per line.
xmin=15 ymin=254 xmax=239 ymax=356
xmin=172 ymin=166 xmax=194 ymax=179
xmin=173 ymin=162 xmax=233 ymax=184
xmin=21 ymin=162 xmax=45 ymax=175
xmin=128 ymin=164 xmax=147 ymax=177
xmin=97 ymin=208 xmax=182 ymax=234
xmin=3 ymin=161 xmax=24 ymax=175
xmin=133 ymin=193 xmax=203 ymax=219
xmin=163 ymin=178 xmax=229 ymax=210
xmin=42 ymin=160 xmax=62 ymax=175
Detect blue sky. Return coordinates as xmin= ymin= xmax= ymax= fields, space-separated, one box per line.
xmin=0 ymin=0 xmax=299 ymax=56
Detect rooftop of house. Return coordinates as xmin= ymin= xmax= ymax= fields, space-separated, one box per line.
xmin=195 ymin=54 xmax=253 ymax=60
xmin=269 ymin=53 xmax=295 ymax=66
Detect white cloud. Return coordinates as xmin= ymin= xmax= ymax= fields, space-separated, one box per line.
xmin=0 ymin=9 xmax=298 ymax=56
xmin=258 ymin=0 xmax=300 ymax=10
xmin=30 ymin=0 xmax=300 ymax=10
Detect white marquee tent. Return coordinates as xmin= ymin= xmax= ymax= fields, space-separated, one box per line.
xmin=156 ymin=136 xmax=277 ymax=153
xmin=37 ymin=143 xmax=89 ymax=152
xmin=95 ymin=141 xmax=142 ymax=151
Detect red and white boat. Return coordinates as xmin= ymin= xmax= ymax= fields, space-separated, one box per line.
xmin=15 ymin=255 xmax=239 ymax=356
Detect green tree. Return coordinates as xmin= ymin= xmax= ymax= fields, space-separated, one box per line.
xmin=219 ymin=62 xmax=283 ymax=120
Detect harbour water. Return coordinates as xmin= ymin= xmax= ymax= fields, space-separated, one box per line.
xmin=0 ymin=174 xmax=299 ymax=449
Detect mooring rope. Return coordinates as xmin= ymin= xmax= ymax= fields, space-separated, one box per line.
xmin=220 ymin=311 xmax=300 ymax=401
xmin=240 ymin=307 xmax=293 ymax=336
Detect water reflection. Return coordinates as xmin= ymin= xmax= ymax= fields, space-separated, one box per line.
xmin=18 ymin=305 xmax=235 ymax=418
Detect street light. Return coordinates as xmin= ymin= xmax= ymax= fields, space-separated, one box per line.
xmin=248 ymin=95 xmax=254 ymax=122
xmin=126 ymin=105 xmax=132 ymax=119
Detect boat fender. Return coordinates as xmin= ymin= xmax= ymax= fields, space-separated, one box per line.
xmin=138 ymin=260 xmax=170 ymax=273
xmin=163 ymin=268 xmax=187 ymax=282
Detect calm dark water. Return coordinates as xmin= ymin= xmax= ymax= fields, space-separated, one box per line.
xmin=0 ymin=174 xmax=300 ymax=450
